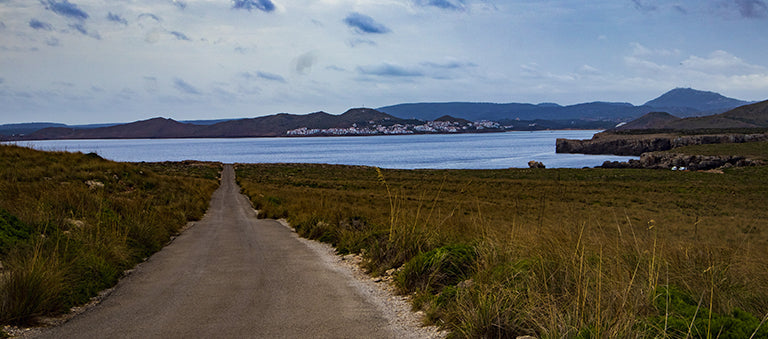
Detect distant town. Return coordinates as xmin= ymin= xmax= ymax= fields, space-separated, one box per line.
xmin=286 ymin=119 xmax=505 ymax=136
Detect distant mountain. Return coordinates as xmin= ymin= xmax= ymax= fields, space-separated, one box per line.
xmin=612 ymin=99 xmax=768 ymax=131
xmin=644 ymin=88 xmax=752 ymax=113
xmin=4 ymin=88 xmax=758 ymax=139
xmin=378 ymin=88 xmax=751 ymax=123
xmin=0 ymin=122 xmax=67 ymax=136
xmin=11 ymin=108 xmax=424 ymax=141
xmin=26 ymin=118 xmax=205 ymax=140
xmin=663 ymin=99 xmax=768 ymax=130
xmin=194 ymin=108 xmax=408 ymax=138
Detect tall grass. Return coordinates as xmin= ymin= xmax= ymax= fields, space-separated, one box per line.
xmin=0 ymin=145 xmax=219 ymax=325
xmin=236 ymin=163 xmax=768 ymax=338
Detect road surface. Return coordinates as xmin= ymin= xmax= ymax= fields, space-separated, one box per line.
xmin=32 ymin=165 xmax=413 ymax=338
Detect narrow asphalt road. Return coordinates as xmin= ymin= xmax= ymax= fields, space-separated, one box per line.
xmin=32 ymin=164 xmax=398 ymax=338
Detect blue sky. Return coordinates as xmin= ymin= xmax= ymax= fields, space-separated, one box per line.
xmin=1 ymin=0 xmax=767 ymax=124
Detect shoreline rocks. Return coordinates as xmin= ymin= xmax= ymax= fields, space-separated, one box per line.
xmin=556 ymin=132 xmax=768 ymax=156
xmin=600 ymin=153 xmax=764 ymax=170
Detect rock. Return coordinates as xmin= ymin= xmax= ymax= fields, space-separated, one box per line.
xmin=527 ymin=161 xmax=546 ymax=169
xmin=601 ymin=152 xmax=764 ymax=170
xmin=457 ymin=279 xmax=474 ymax=290
xmin=85 ymin=180 xmax=105 ymax=189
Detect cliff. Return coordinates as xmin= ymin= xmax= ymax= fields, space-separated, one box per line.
xmin=556 ymin=133 xmax=768 ymax=156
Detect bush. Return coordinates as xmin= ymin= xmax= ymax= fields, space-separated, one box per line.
xmin=0 ymin=209 xmax=33 ymax=256
xmin=0 ymin=249 xmax=64 ymax=324
xmin=396 ymin=244 xmax=476 ymax=294
xmin=649 ymin=285 xmax=768 ymax=338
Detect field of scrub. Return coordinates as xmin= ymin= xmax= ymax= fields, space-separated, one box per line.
xmin=0 ymin=145 xmax=220 ymax=326
xmin=236 ymin=161 xmax=768 ymax=338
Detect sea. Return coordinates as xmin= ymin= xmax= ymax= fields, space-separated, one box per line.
xmin=7 ymin=130 xmax=635 ymax=169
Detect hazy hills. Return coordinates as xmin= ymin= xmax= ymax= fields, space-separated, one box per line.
xmin=9 ymin=108 xmax=415 ymax=140
xmin=615 ymin=99 xmax=768 ymax=131
xmin=1 ymin=88 xmax=762 ymax=141
xmin=377 ymin=88 xmax=752 ymax=122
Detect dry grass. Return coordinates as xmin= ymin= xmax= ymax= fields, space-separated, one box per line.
xmin=0 ymin=145 xmax=220 ymax=325
xmin=236 ymin=163 xmax=768 ymax=338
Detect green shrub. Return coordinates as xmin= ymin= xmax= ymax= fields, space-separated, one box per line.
xmin=396 ymin=244 xmax=476 ymax=294
xmin=649 ymin=285 xmax=768 ymax=338
xmin=0 ymin=209 xmax=33 ymax=255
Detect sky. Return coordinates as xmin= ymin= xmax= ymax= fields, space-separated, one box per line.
xmin=1 ymin=0 xmax=768 ymax=124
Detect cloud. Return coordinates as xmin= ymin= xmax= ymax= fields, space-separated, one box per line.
xmin=632 ymin=0 xmax=658 ymax=12
xmin=138 ymin=13 xmax=162 ymax=22
xmin=0 ymin=77 xmax=4 ymax=84
xmin=343 ymin=12 xmax=390 ymax=34
xmin=46 ymin=37 xmax=60 ymax=46
xmin=29 ymin=19 xmax=54 ymax=31
xmin=171 ymin=0 xmax=187 ymax=10
xmin=173 ymin=78 xmax=201 ymax=95
xmin=348 ymin=38 xmax=377 ymax=47
xmin=413 ymin=0 xmax=466 ymax=11
xmin=420 ymin=60 xmax=477 ymax=69
xmin=295 ymin=51 xmax=317 ymax=75
xmin=681 ymin=50 xmax=766 ymax=74
xmin=170 ymin=31 xmax=191 ymax=41
xmin=69 ymin=22 xmax=100 ymax=39
xmin=240 ymin=71 xmax=285 ymax=82
xmin=41 ymin=0 xmax=89 ymax=21
xmin=629 ymin=42 xmax=680 ymax=57
xmin=256 ymin=71 xmax=286 ymax=82
xmin=107 ymin=12 xmax=128 ymax=25
xmin=234 ymin=45 xmax=251 ymax=54
xmin=232 ymin=0 xmax=276 ymax=12
xmin=734 ymin=0 xmax=768 ymax=18
xmin=357 ymin=63 xmax=423 ymax=77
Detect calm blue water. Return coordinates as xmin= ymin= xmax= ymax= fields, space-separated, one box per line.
xmin=9 ymin=131 xmax=634 ymax=169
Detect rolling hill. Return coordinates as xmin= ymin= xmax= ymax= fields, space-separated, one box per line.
xmin=10 ymin=108 xmax=417 ymax=140
xmin=378 ymin=88 xmax=751 ymax=123
xmin=614 ymin=99 xmax=768 ymax=131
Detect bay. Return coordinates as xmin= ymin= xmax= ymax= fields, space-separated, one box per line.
xmin=9 ymin=130 xmax=634 ymax=169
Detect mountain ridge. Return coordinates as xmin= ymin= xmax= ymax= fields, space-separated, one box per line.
xmin=1 ymin=89 xmax=761 ymax=140
xmin=613 ymin=99 xmax=768 ymax=131
xmin=377 ymin=88 xmax=752 ymax=122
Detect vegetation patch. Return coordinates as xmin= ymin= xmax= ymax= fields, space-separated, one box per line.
xmin=236 ymin=162 xmax=768 ymax=338
xmin=0 ymin=145 xmax=219 ymax=325
xmin=665 ymin=141 xmax=768 ymax=161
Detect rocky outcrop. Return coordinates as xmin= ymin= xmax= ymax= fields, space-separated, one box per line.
xmin=600 ymin=153 xmax=764 ymax=170
xmin=557 ymin=133 xmax=768 ymax=156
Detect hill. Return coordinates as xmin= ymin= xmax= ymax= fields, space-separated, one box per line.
xmin=25 ymin=118 xmax=205 ymax=140
xmin=377 ymin=101 xmax=649 ymax=122
xmin=613 ymin=99 xmax=768 ymax=131
xmin=11 ymin=108 xmax=429 ymax=141
xmin=0 ymin=122 xmax=67 ymax=136
xmin=644 ymin=87 xmax=751 ymax=113
xmin=614 ymin=112 xmax=682 ymax=130
xmin=378 ymin=88 xmax=750 ymax=122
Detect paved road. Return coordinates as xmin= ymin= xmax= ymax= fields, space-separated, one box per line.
xmin=33 ymin=165 xmax=395 ymax=338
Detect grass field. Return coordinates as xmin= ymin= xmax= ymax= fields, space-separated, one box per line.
xmin=236 ymin=162 xmax=768 ymax=338
xmin=0 ymin=145 xmax=219 ymax=326
xmin=667 ymin=141 xmax=768 ymax=161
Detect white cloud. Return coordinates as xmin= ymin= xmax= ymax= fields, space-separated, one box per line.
xmin=681 ymin=50 xmax=766 ymax=74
